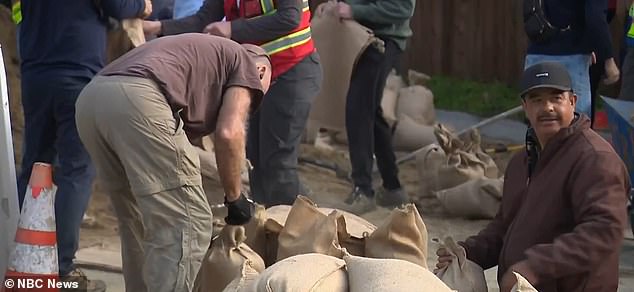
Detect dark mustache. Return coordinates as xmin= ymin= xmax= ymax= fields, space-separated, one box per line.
xmin=537 ymin=113 xmax=559 ymax=120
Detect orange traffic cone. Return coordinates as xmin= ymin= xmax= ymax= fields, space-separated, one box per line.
xmin=4 ymin=163 xmax=59 ymax=292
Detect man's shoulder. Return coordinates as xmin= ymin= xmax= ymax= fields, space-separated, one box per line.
xmin=576 ymin=129 xmax=618 ymax=156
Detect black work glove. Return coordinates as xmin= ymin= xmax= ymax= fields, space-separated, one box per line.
xmin=224 ymin=193 xmax=255 ymax=225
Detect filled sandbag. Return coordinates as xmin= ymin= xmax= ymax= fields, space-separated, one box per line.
xmin=415 ymin=144 xmax=447 ymax=199
xmin=434 ymin=125 xmax=493 ymax=190
xmin=276 ymin=196 xmax=344 ymax=261
xmin=222 ymin=261 xmax=259 ymax=292
xmin=193 ymin=226 xmax=266 ymax=292
xmin=244 ymin=204 xmax=267 ymax=260
xmin=392 ymin=115 xmax=438 ymax=151
xmin=435 ymin=237 xmax=487 ymax=292
xmin=267 ymin=199 xmax=376 ymax=257
xmin=381 ymin=88 xmax=399 ymax=127
xmin=512 ymin=272 xmax=539 ymax=292
xmin=408 ymin=69 xmax=431 ymax=86
xmin=396 ymin=85 xmax=436 ymax=125
xmin=434 ymin=177 xmax=504 ymax=219
xmin=464 ymin=129 xmax=499 ymax=178
xmin=121 ymin=18 xmax=145 ymax=47
xmin=253 ymin=253 xmax=348 ymax=292
xmin=385 ymin=69 xmax=406 ymax=92
xmin=365 ymin=204 xmax=429 ymax=269
xmin=344 ymin=253 xmax=453 ymax=292
xmin=308 ymin=2 xmax=383 ymax=132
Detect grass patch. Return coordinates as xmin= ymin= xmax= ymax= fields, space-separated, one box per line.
xmin=427 ymin=75 xmax=522 ymax=118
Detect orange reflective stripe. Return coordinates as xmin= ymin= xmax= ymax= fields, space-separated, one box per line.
xmin=260 ymin=0 xmax=308 ymax=15
xmin=15 ymin=228 xmax=57 ymax=246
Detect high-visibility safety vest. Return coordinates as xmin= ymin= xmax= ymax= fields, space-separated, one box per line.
xmin=12 ymin=0 xmax=21 ymax=24
xmin=628 ymin=4 xmax=634 ymax=46
xmin=224 ymin=0 xmax=315 ymax=79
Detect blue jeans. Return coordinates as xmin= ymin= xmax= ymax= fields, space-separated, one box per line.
xmin=17 ymin=75 xmax=96 ymax=276
xmin=525 ymin=54 xmax=592 ymax=118
xmin=172 ymin=0 xmax=203 ymax=18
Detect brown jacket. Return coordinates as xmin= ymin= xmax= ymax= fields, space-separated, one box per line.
xmin=461 ymin=115 xmax=630 ymax=292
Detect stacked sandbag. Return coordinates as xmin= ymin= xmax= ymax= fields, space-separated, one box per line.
xmin=222 ymin=261 xmax=260 ymax=292
xmin=250 ymin=253 xmax=348 ymax=292
xmin=392 ymin=85 xmax=438 ymax=151
xmin=344 ymin=253 xmax=453 ymax=292
xmin=415 ymin=144 xmax=447 ymax=199
xmin=435 ymin=237 xmax=487 ymax=292
xmin=365 ymin=204 xmax=428 ymax=269
xmin=193 ymin=225 xmax=266 ymax=292
xmin=408 ymin=69 xmax=431 ymax=86
xmin=392 ymin=115 xmax=438 ymax=151
xmin=434 ymin=177 xmax=504 ymax=219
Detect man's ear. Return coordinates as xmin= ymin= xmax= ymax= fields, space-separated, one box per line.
xmin=569 ymin=92 xmax=577 ymax=106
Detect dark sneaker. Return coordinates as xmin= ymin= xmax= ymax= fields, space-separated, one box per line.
xmin=340 ymin=187 xmax=376 ymax=214
xmin=60 ymin=268 xmax=107 ymax=292
xmin=376 ymin=187 xmax=410 ymax=208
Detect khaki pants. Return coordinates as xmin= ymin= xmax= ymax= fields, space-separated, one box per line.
xmin=75 ymin=76 xmax=213 ymax=292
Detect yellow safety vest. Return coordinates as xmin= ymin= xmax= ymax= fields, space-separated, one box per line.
xmin=629 ymin=4 xmax=634 ymax=40
xmin=12 ymin=0 xmax=22 ymax=24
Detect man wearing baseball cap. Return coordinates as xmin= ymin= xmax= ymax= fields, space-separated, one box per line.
xmin=434 ymin=62 xmax=630 ymax=292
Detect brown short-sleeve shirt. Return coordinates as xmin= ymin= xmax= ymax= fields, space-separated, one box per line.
xmin=100 ymin=33 xmax=264 ymax=140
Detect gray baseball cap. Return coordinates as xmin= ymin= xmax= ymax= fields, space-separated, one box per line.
xmin=519 ymin=62 xmax=573 ymax=98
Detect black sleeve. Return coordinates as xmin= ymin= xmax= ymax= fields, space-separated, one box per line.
xmin=100 ymin=0 xmax=146 ymax=20
xmin=161 ymin=0 xmax=225 ymax=35
xmin=230 ymin=0 xmax=302 ymax=43
xmin=585 ymin=0 xmax=614 ymax=61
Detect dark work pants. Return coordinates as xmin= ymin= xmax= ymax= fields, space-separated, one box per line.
xmin=17 ymin=75 xmax=96 ymax=276
xmin=346 ymin=40 xmax=402 ymax=196
xmin=247 ymin=52 xmax=322 ymax=207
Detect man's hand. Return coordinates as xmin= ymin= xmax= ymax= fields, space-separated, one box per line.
xmin=224 ymin=193 xmax=254 ymax=225
xmin=140 ymin=0 xmax=153 ymax=18
xmin=335 ymin=2 xmax=353 ymax=19
xmin=603 ymin=57 xmax=620 ymax=85
xmin=204 ymin=21 xmax=232 ymax=38
xmin=499 ymin=269 xmax=518 ymax=292
xmin=143 ymin=20 xmax=162 ymax=36
xmin=433 ymin=247 xmax=454 ymax=273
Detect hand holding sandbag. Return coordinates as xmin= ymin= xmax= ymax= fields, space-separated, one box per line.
xmin=225 ymin=194 xmax=255 ymax=225
xmin=434 ymin=237 xmax=487 ymax=292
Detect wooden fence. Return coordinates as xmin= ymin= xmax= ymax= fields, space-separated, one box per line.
xmin=310 ymin=0 xmax=630 ymax=87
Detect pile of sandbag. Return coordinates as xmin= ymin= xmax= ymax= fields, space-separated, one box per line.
xmin=197 ymin=196 xmax=452 ymax=292
xmin=416 ymin=125 xmax=504 ymax=219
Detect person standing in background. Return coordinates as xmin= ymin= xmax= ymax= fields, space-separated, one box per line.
xmin=588 ymin=0 xmax=616 ymax=126
xmin=620 ymin=0 xmax=634 ymax=101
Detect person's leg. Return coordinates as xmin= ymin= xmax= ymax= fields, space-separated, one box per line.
xmin=524 ymin=54 xmax=592 ymax=117
xmin=620 ymin=47 xmax=634 ymax=101
xmin=589 ymin=60 xmax=605 ymax=126
xmin=346 ymin=46 xmax=386 ymax=197
xmin=52 ymin=76 xmax=96 ymax=276
xmin=105 ymin=76 xmax=212 ymax=291
xmin=75 ymin=80 xmax=146 ymax=292
xmin=255 ymin=53 xmax=322 ymax=207
xmin=246 ymin=108 xmax=265 ymax=203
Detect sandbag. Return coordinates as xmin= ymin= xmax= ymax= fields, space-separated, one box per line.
xmin=121 ymin=18 xmax=145 ymax=47
xmin=268 ymin=199 xmax=376 ymax=257
xmin=253 ymin=253 xmax=348 ymax=292
xmin=392 ymin=115 xmax=438 ymax=151
xmin=415 ymin=144 xmax=447 ymax=199
xmin=408 ymin=69 xmax=431 ymax=86
xmin=381 ymin=88 xmax=399 ymax=127
xmin=434 ymin=177 xmax=504 ymax=219
xmin=244 ymin=204 xmax=267 ymax=260
xmin=512 ymin=272 xmax=539 ymax=292
xmin=396 ymin=85 xmax=436 ymax=126
xmin=385 ymin=69 xmax=406 ymax=92
xmin=193 ymin=226 xmax=266 ymax=292
xmin=435 ymin=237 xmax=487 ymax=292
xmin=276 ymin=196 xmax=344 ymax=261
xmin=222 ymin=261 xmax=259 ymax=292
xmin=464 ymin=129 xmax=499 ymax=178
xmin=344 ymin=253 xmax=453 ymax=292
xmin=365 ymin=204 xmax=429 ymax=269
xmin=434 ymin=125 xmax=492 ymax=190
xmin=308 ymin=2 xmax=383 ymax=132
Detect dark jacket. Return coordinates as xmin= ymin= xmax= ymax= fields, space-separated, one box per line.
xmin=461 ymin=115 xmax=630 ymax=292
xmin=18 ymin=0 xmax=145 ymax=81
xmin=527 ymin=0 xmax=614 ymax=62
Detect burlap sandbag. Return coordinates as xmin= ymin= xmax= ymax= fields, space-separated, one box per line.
xmin=253 ymin=253 xmax=348 ymax=292
xmin=396 ymin=85 xmax=436 ymax=126
xmin=434 ymin=177 xmax=504 ymax=219
xmin=385 ymin=69 xmax=406 ymax=92
xmin=276 ymin=196 xmax=344 ymax=261
xmin=121 ymin=18 xmax=145 ymax=47
xmin=435 ymin=237 xmax=487 ymax=292
xmin=408 ymin=69 xmax=431 ymax=86
xmin=415 ymin=144 xmax=447 ymax=199
xmin=434 ymin=125 xmax=489 ymax=190
xmin=308 ymin=2 xmax=383 ymax=132
xmin=244 ymin=204 xmax=267 ymax=260
xmin=464 ymin=129 xmax=499 ymax=178
xmin=381 ymin=88 xmax=399 ymax=127
xmin=344 ymin=253 xmax=453 ymax=292
xmin=222 ymin=261 xmax=259 ymax=292
xmin=193 ymin=226 xmax=266 ymax=292
xmin=268 ymin=198 xmax=376 ymax=257
xmin=392 ymin=115 xmax=438 ymax=151
xmin=512 ymin=272 xmax=539 ymax=292
xmin=365 ymin=204 xmax=428 ymax=269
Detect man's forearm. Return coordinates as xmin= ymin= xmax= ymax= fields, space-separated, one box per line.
xmin=213 ymin=86 xmax=252 ymax=202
